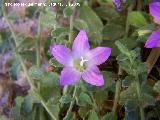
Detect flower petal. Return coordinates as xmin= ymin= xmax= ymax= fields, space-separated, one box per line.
xmin=60 ymin=67 xmax=81 ymax=86
xmin=50 ymin=44 xmax=72 ymax=66
xmin=72 ymin=30 xmax=90 ymax=55
xmin=150 ymin=2 xmax=160 ymax=24
xmin=86 ymin=47 xmax=112 ymax=66
xmin=145 ymin=29 xmax=160 ymax=48
xmin=82 ymin=66 xmax=104 ymax=86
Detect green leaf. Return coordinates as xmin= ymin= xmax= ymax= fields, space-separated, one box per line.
xmin=63 ymin=6 xmax=74 ymax=17
xmin=40 ymin=72 xmax=59 ymax=87
xmin=136 ymin=62 xmax=147 ymax=74
xmin=90 ymin=31 xmax=103 ymax=45
xmin=16 ymin=38 xmax=36 ymax=51
xmin=130 ymin=48 xmax=141 ymax=60
xmin=115 ymin=41 xmax=131 ymax=57
xmin=39 ymin=106 xmax=47 ymax=120
xmin=79 ymin=5 xmax=103 ymax=43
xmin=117 ymin=54 xmax=128 ymax=61
xmin=63 ymin=111 xmax=74 ymax=120
xmin=79 ymin=5 xmax=103 ymax=31
xmin=95 ymin=6 xmax=119 ymax=21
xmin=10 ymin=58 xmax=21 ymax=80
xmin=118 ymin=60 xmax=132 ymax=75
xmin=88 ymin=110 xmax=99 ymax=120
xmin=78 ymin=106 xmax=91 ymax=118
xmin=120 ymin=38 xmax=139 ymax=52
xmin=47 ymin=104 xmax=60 ymax=120
xmin=78 ymin=92 xmax=92 ymax=105
xmin=51 ymin=27 xmax=68 ymax=38
xmin=154 ymin=81 xmax=160 ymax=93
xmin=120 ymin=83 xmax=138 ymax=105
xmin=40 ymin=72 xmax=61 ymax=100
xmin=73 ymin=19 xmax=89 ymax=32
xmin=59 ymin=94 xmax=72 ymax=104
xmin=141 ymin=93 xmax=155 ymax=106
xmin=41 ymin=9 xmax=57 ymax=28
xmin=109 ymin=16 xmax=126 ymax=26
xmin=122 ymin=76 xmax=134 ymax=87
xmin=125 ymin=102 xmax=139 ymax=120
xmin=12 ymin=97 xmax=24 ymax=120
xmin=102 ymin=112 xmax=117 ymax=120
xmin=49 ymin=58 xmax=63 ymax=68
xmin=28 ymin=66 xmax=44 ymax=79
xmin=128 ymin=11 xmax=148 ymax=27
xmin=102 ymin=71 xmax=116 ymax=90
xmin=22 ymin=91 xmax=40 ymax=113
xmin=94 ymin=90 xmax=107 ymax=105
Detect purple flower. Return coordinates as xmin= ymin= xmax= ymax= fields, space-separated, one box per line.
xmin=145 ymin=29 xmax=160 ymax=48
xmin=113 ymin=0 xmax=123 ymax=11
xmin=150 ymin=2 xmax=160 ymax=24
xmin=50 ymin=30 xmax=112 ymax=86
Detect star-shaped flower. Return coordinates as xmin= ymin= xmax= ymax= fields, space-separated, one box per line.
xmin=50 ymin=30 xmax=112 ymax=86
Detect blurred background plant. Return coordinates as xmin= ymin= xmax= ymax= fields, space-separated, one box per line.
xmin=0 ymin=0 xmax=160 ymax=120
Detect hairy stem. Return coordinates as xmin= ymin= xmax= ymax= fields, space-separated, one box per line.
xmin=89 ymin=92 xmax=98 ymax=111
xmin=36 ymin=12 xmax=42 ymax=67
xmin=40 ymin=98 xmax=57 ymax=120
xmin=63 ymin=85 xmax=69 ymax=95
xmin=112 ymin=67 xmax=122 ymax=113
xmin=135 ymin=75 xmax=145 ymax=120
xmin=69 ymin=13 xmax=74 ymax=44
xmin=112 ymin=80 xmax=121 ymax=113
xmin=64 ymin=85 xmax=77 ymax=119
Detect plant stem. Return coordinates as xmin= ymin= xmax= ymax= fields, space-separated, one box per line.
xmin=89 ymin=92 xmax=98 ymax=111
xmin=63 ymin=85 xmax=68 ymax=95
xmin=135 ymin=75 xmax=145 ymax=120
xmin=112 ymin=67 xmax=122 ymax=113
xmin=69 ymin=13 xmax=74 ymax=44
xmin=36 ymin=12 xmax=42 ymax=67
xmin=64 ymin=85 xmax=77 ymax=119
xmin=40 ymin=98 xmax=57 ymax=120
xmin=112 ymin=80 xmax=121 ymax=113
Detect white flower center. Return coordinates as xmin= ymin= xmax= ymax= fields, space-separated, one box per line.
xmin=73 ymin=56 xmax=88 ymax=72
xmin=80 ymin=56 xmax=88 ymax=67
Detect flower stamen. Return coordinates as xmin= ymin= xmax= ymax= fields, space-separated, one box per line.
xmin=80 ymin=56 xmax=88 ymax=67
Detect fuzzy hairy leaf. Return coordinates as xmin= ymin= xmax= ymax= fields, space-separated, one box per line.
xmin=88 ymin=110 xmax=99 ymax=120
xmin=78 ymin=92 xmax=92 ymax=106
